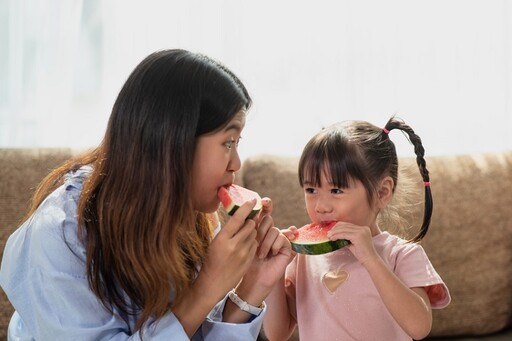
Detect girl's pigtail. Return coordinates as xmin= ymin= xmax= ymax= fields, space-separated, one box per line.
xmin=384 ymin=118 xmax=432 ymax=242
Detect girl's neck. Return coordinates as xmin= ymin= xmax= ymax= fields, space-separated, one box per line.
xmin=370 ymin=225 xmax=382 ymax=237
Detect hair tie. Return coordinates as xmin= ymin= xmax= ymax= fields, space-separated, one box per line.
xmin=382 ymin=128 xmax=390 ymax=134
xmin=424 ymin=182 xmax=431 ymax=187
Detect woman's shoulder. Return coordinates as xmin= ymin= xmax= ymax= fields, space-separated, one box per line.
xmin=9 ymin=166 xmax=91 ymax=267
xmin=63 ymin=165 xmax=93 ymax=191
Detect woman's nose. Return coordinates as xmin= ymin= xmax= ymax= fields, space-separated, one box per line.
xmin=228 ymin=149 xmax=242 ymax=173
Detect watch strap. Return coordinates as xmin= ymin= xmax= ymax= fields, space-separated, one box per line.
xmin=227 ymin=289 xmax=264 ymax=316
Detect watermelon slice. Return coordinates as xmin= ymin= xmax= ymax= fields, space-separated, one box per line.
xmin=218 ymin=184 xmax=262 ymax=219
xmin=291 ymin=221 xmax=350 ymax=255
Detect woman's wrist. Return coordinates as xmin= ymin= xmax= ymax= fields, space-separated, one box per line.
xmin=222 ymin=281 xmax=267 ymax=323
xmin=233 ymin=279 xmax=268 ymax=308
xmin=228 ymin=289 xmax=264 ymax=316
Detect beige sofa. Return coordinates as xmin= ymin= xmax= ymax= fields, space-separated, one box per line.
xmin=1 ymin=148 xmax=512 ymax=340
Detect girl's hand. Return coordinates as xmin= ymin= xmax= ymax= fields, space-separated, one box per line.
xmin=253 ymin=197 xmax=272 ymax=224
xmin=281 ymin=226 xmax=299 ymax=241
xmin=327 ymin=222 xmax=379 ymax=266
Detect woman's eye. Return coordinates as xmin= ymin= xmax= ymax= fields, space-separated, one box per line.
xmin=304 ymin=187 xmax=316 ymax=194
xmin=331 ymin=188 xmax=343 ymax=194
xmin=224 ymin=137 xmax=241 ymax=150
xmin=224 ymin=140 xmax=235 ymax=149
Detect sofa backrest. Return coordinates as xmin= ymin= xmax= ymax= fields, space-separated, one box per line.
xmin=0 ymin=148 xmax=78 ymax=339
xmin=239 ymin=152 xmax=512 ymax=337
xmin=2 ymin=148 xmax=511 ymax=338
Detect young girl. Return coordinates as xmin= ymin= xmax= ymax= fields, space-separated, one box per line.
xmin=263 ymin=117 xmax=451 ymax=341
xmin=0 ymin=49 xmax=292 ymax=340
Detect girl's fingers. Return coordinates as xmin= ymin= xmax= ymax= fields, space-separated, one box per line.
xmin=260 ymin=197 xmax=272 ymax=217
xmin=282 ymin=226 xmax=299 ymax=241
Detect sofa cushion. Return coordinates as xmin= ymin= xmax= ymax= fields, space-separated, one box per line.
xmin=240 ymin=152 xmax=512 ymax=337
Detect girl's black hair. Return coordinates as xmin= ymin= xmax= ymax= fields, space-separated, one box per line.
xmin=298 ymin=116 xmax=432 ymax=243
xmin=383 ymin=117 xmax=432 ymax=242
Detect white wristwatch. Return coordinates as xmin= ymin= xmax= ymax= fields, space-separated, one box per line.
xmin=228 ymin=289 xmax=264 ymax=316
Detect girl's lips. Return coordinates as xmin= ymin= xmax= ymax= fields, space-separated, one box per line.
xmin=319 ymin=220 xmax=337 ymax=224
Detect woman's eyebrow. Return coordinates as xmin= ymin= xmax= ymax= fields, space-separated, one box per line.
xmin=223 ymin=122 xmax=243 ymax=132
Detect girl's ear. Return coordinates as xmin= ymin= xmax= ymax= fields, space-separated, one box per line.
xmin=377 ymin=176 xmax=394 ymax=208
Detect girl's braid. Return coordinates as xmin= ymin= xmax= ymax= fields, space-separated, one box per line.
xmin=384 ymin=117 xmax=432 ymax=242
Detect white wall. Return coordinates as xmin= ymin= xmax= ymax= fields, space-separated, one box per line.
xmin=1 ymin=0 xmax=511 ymax=161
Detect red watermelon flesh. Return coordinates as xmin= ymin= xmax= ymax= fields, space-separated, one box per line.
xmin=291 ymin=221 xmax=350 ymax=255
xmin=218 ymin=184 xmax=262 ymax=218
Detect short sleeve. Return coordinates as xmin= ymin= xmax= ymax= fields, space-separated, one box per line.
xmin=395 ymin=244 xmax=451 ymax=309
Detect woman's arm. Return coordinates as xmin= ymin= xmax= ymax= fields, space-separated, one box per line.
xmin=222 ymin=198 xmax=295 ymax=327
xmin=173 ymin=200 xmax=263 ymax=336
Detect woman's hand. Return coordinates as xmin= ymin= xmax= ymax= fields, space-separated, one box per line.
xmin=230 ymin=198 xmax=294 ymax=308
xmin=172 ymin=200 xmax=261 ymax=335
xmin=250 ymin=198 xmax=294 ymax=286
xmin=250 ymin=216 xmax=294 ymax=287
xmin=195 ymin=199 xmax=261 ymax=303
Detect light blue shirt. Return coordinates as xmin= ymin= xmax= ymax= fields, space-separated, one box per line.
xmin=0 ymin=167 xmax=264 ymax=340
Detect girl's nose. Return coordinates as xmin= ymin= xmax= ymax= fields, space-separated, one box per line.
xmin=315 ymin=197 xmax=333 ymax=214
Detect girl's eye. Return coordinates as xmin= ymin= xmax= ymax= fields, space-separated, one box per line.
xmin=331 ymin=188 xmax=343 ymax=194
xmin=224 ymin=137 xmax=241 ymax=150
xmin=304 ymin=187 xmax=316 ymax=194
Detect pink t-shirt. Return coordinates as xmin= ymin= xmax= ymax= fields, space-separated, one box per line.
xmin=284 ymin=231 xmax=450 ymax=341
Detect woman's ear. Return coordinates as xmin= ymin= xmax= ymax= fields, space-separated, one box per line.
xmin=377 ymin=176 xmax=394 ymax=208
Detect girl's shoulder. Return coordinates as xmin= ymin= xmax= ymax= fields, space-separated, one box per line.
xmin=374 ymin=231 xmax=410 ymax=247
xmin=374 ymin=231 xmax=427 ymax=261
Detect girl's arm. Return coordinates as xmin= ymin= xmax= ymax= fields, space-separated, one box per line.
xmin=329 ymin=223 xmax=432 ymax=340
xmin=262 ymin=276 xmax=297 ymax=341
xmin=363 ymin=256 xmax=432 ymax=340
xmin=262 ymin=226 xmax=299 ymax=341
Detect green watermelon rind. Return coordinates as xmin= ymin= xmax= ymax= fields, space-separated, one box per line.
xmin=291 ymin=238 xmax=350 ymax=255
xmin=225 ymin=204 xmax=261 ymax=219
xmin=219 ymin=185 xmax=262 ymax=219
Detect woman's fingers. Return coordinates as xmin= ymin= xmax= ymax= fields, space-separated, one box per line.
xmin=220 ymin=199 xmax=258 ymax=237
xmin=257 ymin=226 xmax=281 ymax=259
